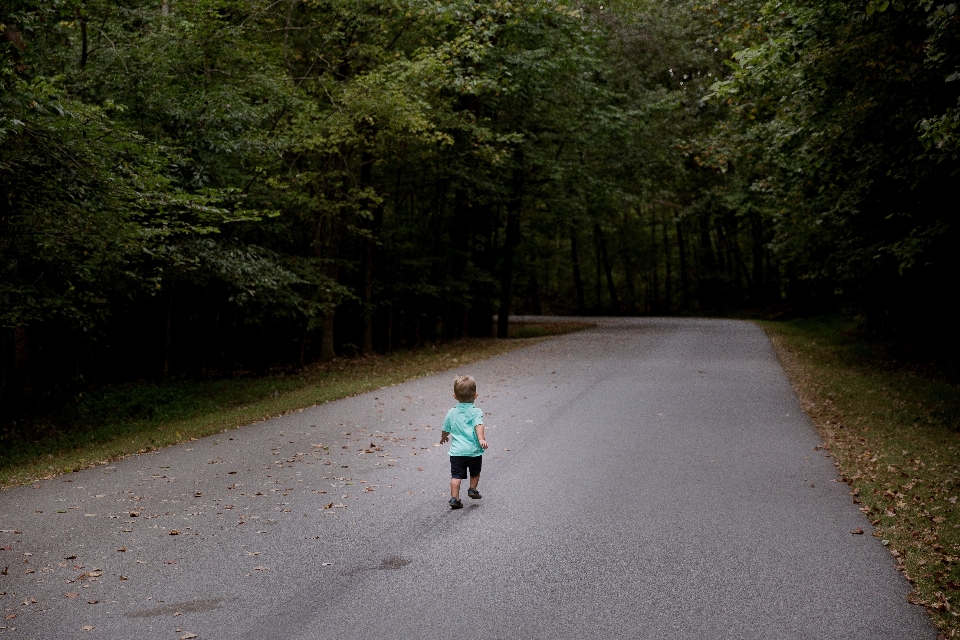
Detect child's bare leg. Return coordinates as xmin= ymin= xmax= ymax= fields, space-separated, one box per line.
xmin=450 ymin=478 xmax=462 ymax=499
xmin=469 ymin=473 xmax=480 ymax=490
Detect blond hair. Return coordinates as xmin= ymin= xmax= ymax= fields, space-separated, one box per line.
xmin=453 ymin=375 xmax=477 ymax=402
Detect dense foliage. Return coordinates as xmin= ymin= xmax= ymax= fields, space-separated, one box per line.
xmin=2 ymin=0 xmax=957 ymax=399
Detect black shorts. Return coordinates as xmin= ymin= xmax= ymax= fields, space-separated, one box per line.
xmin=449 ymin=455 xmax=482 ymax=479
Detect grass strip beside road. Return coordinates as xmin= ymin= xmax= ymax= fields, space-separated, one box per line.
xmin=761 ymin=317 xmax=960 ymax=638
xmin=1 ymin=323 xmax=593 ymax=490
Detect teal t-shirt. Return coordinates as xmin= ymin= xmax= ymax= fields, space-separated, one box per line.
xmin=443 ymin=402 xmax=484 ymax=457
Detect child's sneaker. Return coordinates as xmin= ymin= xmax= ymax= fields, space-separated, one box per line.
xmin=467 ymin=488 xmax=482 ymax=500
xmin=448 ymin=497 xmax=463 ymax=509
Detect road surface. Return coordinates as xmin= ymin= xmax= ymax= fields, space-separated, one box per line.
xmin=0 ymin=318 xmax=934 ymax=639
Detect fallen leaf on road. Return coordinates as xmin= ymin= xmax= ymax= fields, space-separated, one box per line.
xmin=117 ymin=547 xmax=126 ymax=552
xmin=254 ymin=565 xmax=268 ymax=571
xmin=119 ymin=575 xmax=128 ymax=580
xmin=851 ymin=528 xmax=864 ymax=535
xmin=169 ymin=530 xmax=180 ymax=535
xmin=4 ymin=614 xmax=15 ymax=619
xmin=64 ymin=555 xmax=77 ymax=560
xmin=246 ymin=552 xmax=260 ymax=556
xmin=81 ymin=625 xmax=94 ymax=630
xmin=181 ymin=633 xmax=199 ymax=639
xmin=65 ymin=593 xmax=80 ymax=598
xmin=87 ymin=600 xmax=98 ymax=605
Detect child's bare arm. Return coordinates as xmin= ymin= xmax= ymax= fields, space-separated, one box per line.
xmin=439 ymin=430 xmax=450 ymax=445
xmin=475 ymin=424 xmax=488 ymax=449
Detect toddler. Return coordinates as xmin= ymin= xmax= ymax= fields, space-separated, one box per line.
xmin=439 ymin=375 xmax=488 ymax=509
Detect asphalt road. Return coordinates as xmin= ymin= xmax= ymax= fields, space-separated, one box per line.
xmin=0 ymin=318 xmax=935 ymax=639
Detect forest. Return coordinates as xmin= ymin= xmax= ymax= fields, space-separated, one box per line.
xmin=2 ymin=0 xmax=958 ymax=399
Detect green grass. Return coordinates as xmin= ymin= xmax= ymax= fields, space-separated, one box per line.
xmin=508 ymin=320 xmax=595 ymax=339
xmin=760 ymin=316 xmax=960 ymax=638
xmin=1 ymin=330 xmax=586 ymax=489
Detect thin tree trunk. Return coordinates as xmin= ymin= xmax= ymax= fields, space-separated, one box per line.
xmin=530 ymin=269 xmax=542 ymax=315
xmin=620 ymin=209 xmax=637 ymax=314
xmin=594 ymin=223 xmax=620 ymax=314
xmin=497 ymin=164 xmax=523 ymax=339
xmin=675 ymin=217 xmax=690 ymax=310
xmin=593 ymin=230 xmax=603 ymax=310
xmin=320 ymin=215 xmax=341 ymax=362
xmin=359 ymin=151 xmax=378 ymax=355
xmin=570 ymin=226 xmax=586 ymax=314
xmin=298 ymin=321 xmax=309 ymax=368
xmin=163 ymin=289 xmax=174 ymax=382
xmin=13 ymin=326 xmax=30 ymax=394
xmin=79 ymin=2 xmax=89 ymax=68
xmin=387 ymin=306 xmax=394 ymax=352
xmin=700 ymin=216 xmax=717 ymax=272
xmin=88 ymin=339 xmax=97 ymax=387
xmin=750 ymin=211 xmax=765 ymax=303
xmin=650 ymin=210 xmax=659 ymax=313
xmin=320 ymin=309 xmax=336 ymax=360
xmin=661 ymin=211 xmax=672 ymax=313
xmin=497 ymin=203 xmax=520 ymax=337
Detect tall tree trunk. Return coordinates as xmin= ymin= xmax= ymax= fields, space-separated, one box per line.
xmin=13 ymin=326 xmax=30 ymax=394
xmin=496 ymin=204 xmax=520 ymax=337
xmin=163 ymin=288 xmax=174 ymax=382
xmin=79 ymin=1 xmax=88 ymax=68
xmin=594 ymin=223 xmax=620 ymax=314
xmin=88 ymin=339 xmax=97 ymax=387
xmin=320 ymin=309 xmax=336 ymax=360
xmin=570 ymin=225 xmax=586 ymax=314
xmin=650 ymin=211 xmax=659 ymax=313
xmin=359 ymin=151 xmax=380 ymax=355
xmin=750 ymin=211 xmax=765 ymax=303
xmin=497 ymin=164 xmax=523 ymax=338
xmin=320 ymin=215 xmax=342 ymax=362
xmin=530 ymin=269 xmax=542 ymax=315
xmin=387 ymin=305 xmax=394 ymax=352
xmin=675 ymin=216 xmax=690 ymax=310
xmin=661 ymin=211 xmax=672 ymax=313
xmin=593 ymin=231 xmax=602 ymax=308
xmin=298 ymin=320 xmax=309 ymax=368
xmin=620 ymin=209 xmax=637 ymax=314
